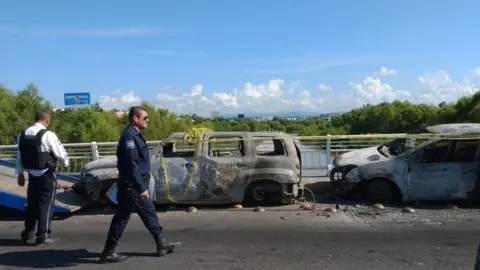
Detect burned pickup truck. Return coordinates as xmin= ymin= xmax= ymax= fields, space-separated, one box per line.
xmin=337 ymin=124 xmax=480 ymax=204
xmin=72 ymin=131 xmax=304 ymax=205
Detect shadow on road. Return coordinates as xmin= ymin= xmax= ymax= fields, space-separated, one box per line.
xmin=0 ymin=248 xmax=159 ymax=268
xmin=0 ymin=249 xmax=96 ymax=267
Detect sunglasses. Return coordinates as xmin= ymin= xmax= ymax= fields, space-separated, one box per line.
xmin=136 ymin=115 xmax=148 ymax=120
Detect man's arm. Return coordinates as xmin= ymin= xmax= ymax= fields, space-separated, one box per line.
xmin=121 ymin=135 xmax=148 ymax=194
xmin=15 ymin=132 xmax=23 ymax=175
xmin=47 ymin=132 xmax=70 ymax=168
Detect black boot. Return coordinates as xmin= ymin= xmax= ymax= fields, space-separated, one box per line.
xmin=97 ymin=240 xmax=127 ymax=264
xmin=97 ymin=253 xmax=128 ymax=264
xmin=156 ymin=234 xmax=178 ymax=257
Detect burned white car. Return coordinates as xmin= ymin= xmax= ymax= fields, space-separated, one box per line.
xmin=338 ymin=126 xmax=480 ymax=203
xmin=329 ymin=123 xmax=480 ymax=185
xmin=72 ymin=131 xmax=304 ymax=205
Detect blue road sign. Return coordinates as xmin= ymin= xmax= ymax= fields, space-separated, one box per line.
xmin=64 ymin=92 xmax=91 ymax=105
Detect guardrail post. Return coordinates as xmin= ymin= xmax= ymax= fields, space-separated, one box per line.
xmin=90 ymin=141 xmax=99 ymax=160
xmin=326 ymin=134 xmax=332 ymax=174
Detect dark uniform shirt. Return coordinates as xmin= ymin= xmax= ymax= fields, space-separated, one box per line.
xmin=116 ymin=124 xmax=151 ymax=194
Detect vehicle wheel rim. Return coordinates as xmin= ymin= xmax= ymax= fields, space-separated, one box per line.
xmin=252 ymin=186 xmax=265 ymax=201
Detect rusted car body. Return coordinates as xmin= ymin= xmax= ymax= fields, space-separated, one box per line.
xmin=330 ymin=123 xmax=480 ymax=186
xmin=338 ymin=124 xmax=480 ymax=203
xmin=72 ymin=131 xmax=304 ymax=205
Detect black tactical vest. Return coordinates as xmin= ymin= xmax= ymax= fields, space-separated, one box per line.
xmin=19 ymin=128 xmax=58 ymax=171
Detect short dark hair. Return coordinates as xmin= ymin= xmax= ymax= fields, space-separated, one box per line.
xmin=35 ymin=111 xmax=50 ymax=122
xmin=128 ymin=106 xmax=147 ymax=121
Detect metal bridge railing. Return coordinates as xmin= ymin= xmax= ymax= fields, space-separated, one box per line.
xmin=0 ymin=134 xmax=410 ymax=177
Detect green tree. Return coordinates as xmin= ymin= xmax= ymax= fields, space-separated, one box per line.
xmin=0 ymin=83 xmax=478 ymax=144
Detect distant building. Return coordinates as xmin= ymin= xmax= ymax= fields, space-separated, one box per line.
xmin=115 ymin=111 xmax=126 ymax=117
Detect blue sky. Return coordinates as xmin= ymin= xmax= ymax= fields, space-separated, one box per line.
xmin=1 ymin=0 xmax=479 ymax=116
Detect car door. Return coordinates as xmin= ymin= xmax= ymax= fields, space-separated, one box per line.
xmin=197 ymin=133 xmax=253 ymax=202
xmin=445 ymin=139 xmax=480 ymax=199
xmin=404 ymin=140 xmax=454 ymax=201
xmin=153 ymin=141 xmax=201 ymax=203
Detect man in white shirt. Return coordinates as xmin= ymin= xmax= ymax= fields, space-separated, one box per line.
xmin=16 ymin=111 xmax=70 ymax=245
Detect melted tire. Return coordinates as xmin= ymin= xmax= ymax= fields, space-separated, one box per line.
xmin=365 ymin=179 xmax=394 ymax=204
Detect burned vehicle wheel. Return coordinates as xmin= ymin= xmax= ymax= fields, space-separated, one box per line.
xmin=252 ymin=185 xmax=266 ymax=201
xmin=244 ymin=180 xmax=283 ymax=205
xmin=364 ymin=178 xmax=400 ymax=204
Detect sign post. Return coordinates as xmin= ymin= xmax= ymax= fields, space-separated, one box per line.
xmin=64 ymin=92 xmax=91 ymax=108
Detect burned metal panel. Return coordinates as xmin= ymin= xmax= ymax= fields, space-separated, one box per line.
xmin=342 ymin=158 xmax=410 ymax=201
xmin=251 ymin=157 xmax=299 ymax=183
xmin=249 ymin=136 xmax=301 ymax=184
xmin=195 ymin=155 xmax=251 ymax=202
xmin=353 ymin=159 xmax=397 ymax=181
xmin=405 ymin=163 xmax=450 ymax=201
xmin=425 ymin=123 xmax=480 ymax=134
xmin=81 ymin=156 xmax=117 ymax=179
xmin=149 ymin=139 xmax=202 ymax=203
xmin=406 ymin=162 xmax=479 ymax=201
xmin=87 ymin=168 xmax=119 ymax=181
xmin=195 ymin=133 xmax=253 ymax=202
xmin=450 ymin=163 xmax=479 ymax=199
xmin=166 ymin=132 xmax=187 ymax=140
xmin=151 ymin=154 xmax=200 ymax=203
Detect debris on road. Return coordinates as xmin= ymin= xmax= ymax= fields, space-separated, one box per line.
xmin=186 ymin=207 xmax=198 ymax=213
xmin=324 ymin=207 xmax=337 ymax=213
xmin=447 ymin=204 xmax=458 ymax=210
xmin=402 ymin=207 xmax=415 ymax=213
xmin=253 ymin=206 xmax=265 ymax=212
xmin=299 ymin=202 xmax=314 ymax=210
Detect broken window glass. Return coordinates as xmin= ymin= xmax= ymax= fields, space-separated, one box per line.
xmin=208 ymin=137 xmax=245 ymax=157
xmin=420 ymin=140 xmax=452 ymax=163
xmin=450 ymin=140 xmax=479 ymax=163
xmin=254 ymin=139 xmax=286 ymax=156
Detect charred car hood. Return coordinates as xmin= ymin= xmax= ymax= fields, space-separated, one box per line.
xmin=80 ymin=156 xmax=117 ymax=179
xmin=354 ymin=159 xmax=396 ymax=177
xmin=334 ymin=146 xmax=391 ymax=167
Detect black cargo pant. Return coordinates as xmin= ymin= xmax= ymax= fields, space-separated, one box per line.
xmin=21 ymin=170 xmax=57 ymax=242
xmin=101 ymin=174 xmax=163 ymax=255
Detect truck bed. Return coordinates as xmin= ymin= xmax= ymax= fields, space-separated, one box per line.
xmin=0 ymin=160 xmax=90 ymax=213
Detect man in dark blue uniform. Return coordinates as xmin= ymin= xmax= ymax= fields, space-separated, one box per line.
xmin=97 ymin=106 xmax=177 ymax=264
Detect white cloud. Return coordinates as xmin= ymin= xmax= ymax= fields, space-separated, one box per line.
xmin=95 ymin=69 xmax=479 ymax=116
xmin=288 ymin=80 xmax=301 ymax=94
xmin=140 ymin=79 xmax=325 ymax=115
xmin=350 ymin=77 xmax=411 ymax=105
xmin=374 ymin=66 xmax=398 ymax=77
xmin=417 ymin=70 xmax=479 ymax=104
xmin=473 ymin=66 xmax=480 ymax=77
xmin=98 ymin=90 xmax=142 ymax=109
xmin=318 ymin=84 xmax=332 ymax=92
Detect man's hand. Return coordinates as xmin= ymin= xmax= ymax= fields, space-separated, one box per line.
xmin=17 ymin=174 xmax=25 ymax=187
xmin=140 ymin=190 xmax=150 ymax=201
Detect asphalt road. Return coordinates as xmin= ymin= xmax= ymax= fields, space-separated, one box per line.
xmin=1 ymin=207 xmax=480 ymax=270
